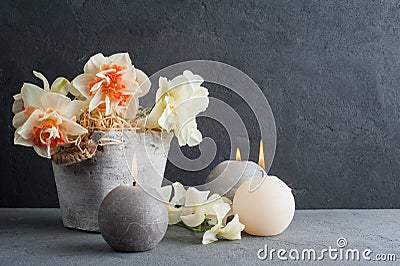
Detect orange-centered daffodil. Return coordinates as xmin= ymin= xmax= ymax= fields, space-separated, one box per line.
xmin=72 ymin=53 xmax=150 ymax=119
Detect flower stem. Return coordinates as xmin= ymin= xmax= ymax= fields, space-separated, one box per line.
xmin=178 ymin=220 xmax=208 ymax=233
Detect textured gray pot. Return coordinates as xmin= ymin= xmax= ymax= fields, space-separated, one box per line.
xmin=52 ymin=130 xmax=172 ymax=232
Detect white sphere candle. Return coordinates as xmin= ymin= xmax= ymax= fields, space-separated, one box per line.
xmin=233 ymin=175 xmax=295 ymax=236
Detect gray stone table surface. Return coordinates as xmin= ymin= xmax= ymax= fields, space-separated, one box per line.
xmin=0 ymin=209 xmax=399 ymax=265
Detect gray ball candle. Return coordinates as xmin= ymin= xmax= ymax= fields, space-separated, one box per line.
xmin=205 ymin=160 xmax=266 ymax=200
xmin=98 ymin=185 xmax=168 ymax=252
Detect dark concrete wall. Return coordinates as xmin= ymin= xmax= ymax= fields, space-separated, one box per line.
xmin=1 ymin=0 xmax=399 ymax=208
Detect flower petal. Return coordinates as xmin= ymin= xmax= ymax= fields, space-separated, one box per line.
xmin=171 ymin=182 xmax=186 ymax=205
xmin=202 ymin=226 xmax=219 ymax=245
xmin=213 ymin=202 xmax=231 ymax=225
xmin=68 ymin=83 xmax=85 ymax=99
xmin=21 ymin=83 xmax=45 ymax=108
xmin=89 ymin=88 xmax=104 ymax=112
xmin=107 ymin=52 xmax=132 ymax=68
xmin=50 ymin=77 xmax=70 ymax=95
xmin=123 ymin=96 xmax=138 ymax=119
xmin=185 ymin=187 xmax=210 ymax=206
xmin=63 ymin=99 xmax=87 ymax=119
xmin=134 ymin=68 xmax=151 ymax=97
xmin=41 ymin=92 xmax=72 ymax=115
xmin=167 ymin=73 xmax=195 ymax=101
xmin=32 ymin=71 xmax=50 ymax=91
xmin=156 ymin=77 xmax=169 ymax=101
xmin=12 ymin=111 xmax=27 ymax=129
xmin=14 ymin=132 xmax=32 ymax=147
xmin=13 ymin=93 xmax=22 ymax=101
xmin=120 ymin=66 xmax=137 ymax=90
xmin=145 ymin=99 xmax=166 ymax=129
xmin=15 ymin=109 xmax=42 ymax=140
xmin=167 ymin=207 xmax=183 ymax=225
xmin=193 ymin=86 xmax=209 ymax=97
xmin=90 ymin=80 xmax=105 ymax=95
xmin=174 ymin=95 xmax=209 ymax=126
xmin=157 ymin=185 xmax=172 ymax=202
xmin=158 ymin=98 xmax=176 ymax=132
xmin=180 ymin=207 xmax=205 ymax=227
xmin=219 ymin=214 xmax=245 ymax=240
xmin=33 ymin=145 xmax=51 ymax=159
xmin=183 ymin=70 xmax=204 ymax=89
xmin=157 ymin=184 xmax=185 ymax=225
xmin=71 ymin=74 xmax=96 ymax=99
xmin=84 ymin=53 xmax=106 ymax=74
xmin=60 ymin=118 xmax=88 ymax=136
xmin=177 ymin=120 xmax=202 ymax=147
xmin=105 ymin=95 xmax=112 ymax=116
xmin=12 ymin=94 xmax=23 ymax=114
xmin=186 ymin=128 xmax=202 ymax=147
xmin=203 ymin=194 xmax=225 ymax=217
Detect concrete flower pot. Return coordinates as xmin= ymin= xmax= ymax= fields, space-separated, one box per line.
xmin=52 ymin=130 xmax=172 ymax=232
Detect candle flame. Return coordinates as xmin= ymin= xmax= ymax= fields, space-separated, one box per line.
xmin=258 ymin=140 xmax=265 ymax=169
xmin=236 ymin=148 xmax=241 ymax=161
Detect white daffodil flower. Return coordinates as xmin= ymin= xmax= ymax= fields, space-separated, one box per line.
xmin=13 ymin=88 xmax=87 ymax=159
xmin=71 ymin=53 xmax=150 ymax=119
xmin=202 ymin=203 xmax=245 ymax=245
xmin=145 ymin=70 xmax=209 ymax=147
xmin=12 ymin=71 xmax=73 ymax=128
xmin=157 ymin=182 xmax=186 ymax=225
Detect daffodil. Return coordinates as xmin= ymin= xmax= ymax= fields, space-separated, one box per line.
xmin=13 ymin=73 xmax=88 ymax=158
xmin=12 ymin=71 xmax=71 ymax=128
xmin=202 ymin=203 xmax=245 ymax=245
xmin=71 ymin=53 xmax=150 ymax=119
xmin=145 ymin=70 xmax=209 ymax=146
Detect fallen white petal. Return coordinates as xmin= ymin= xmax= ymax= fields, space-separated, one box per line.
xmin=180 ymin=207 xmax=206 ymax=227
xmin=185 ymin=187 xmax=210 ymax=206
xmin=218 ymin=214 xmax=245 ymax=240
